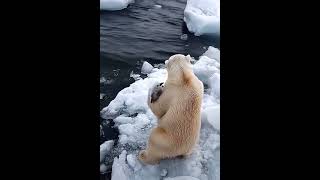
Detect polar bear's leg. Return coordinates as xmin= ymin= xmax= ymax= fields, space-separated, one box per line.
xmin=138 ymin=150 xmax=161 ymax=165
xmin=138 ymin=127 xmax=172 ymax=164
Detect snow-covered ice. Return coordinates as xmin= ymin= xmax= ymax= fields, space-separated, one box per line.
xmin=100 ymin=0 xmax=134 ymax=11
xmin=141 ymin=61 xmax=154 ymax=74
xmin=111 ymin=150 xmax=132 ymax=179
xmin=193 ymin=46 xmax=220 ymax=99
xmin=202 ymin=105 xmax=220 ymax=131
xmin=100 ymin=46 xmax=220 ymax=180
xmin=202 ymin=46 xmax=220 ymax=62
xmin=100 ymin=140 xmax=116 ymax=173
xmin=130 ymin=71 xmax=142 ymax=81
xmin=184 ymin=0 xmax=220 ymax=36
xmin=100 ymin=140 xmax=114 ymax=163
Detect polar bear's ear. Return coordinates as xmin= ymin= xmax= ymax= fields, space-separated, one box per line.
xmin=186 ymin=55 xmax=192 ymax=63
xmin=165 ymin=60 xmax=169 ymax=68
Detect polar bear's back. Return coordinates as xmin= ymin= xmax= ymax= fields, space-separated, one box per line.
xmin=159 ymin=75 xmax=203 ymax=151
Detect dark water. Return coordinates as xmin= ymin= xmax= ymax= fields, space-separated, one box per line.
xmin=100 ymin=0 xmax=219 ymax=179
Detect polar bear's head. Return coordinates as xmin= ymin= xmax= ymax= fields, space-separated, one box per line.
xmin=165 ymin=54 xmax=193 ymax=85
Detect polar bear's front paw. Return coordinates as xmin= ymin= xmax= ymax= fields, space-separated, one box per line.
xmin=138 ymin=150 xmax=160 ymax=165
xmin=150 ymin=83 xmax=164 ymax=103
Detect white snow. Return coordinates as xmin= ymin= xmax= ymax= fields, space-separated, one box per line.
xmin=130 ymin=71 xmax=142 ymax=81
xmin=100 ymin=0 xmax=134 ymax=11
xmin=193 ymin=46 xmax=220 ymax=100
xmin=100 ymin=140 xmax=114 ymax=163
xmin=114 ymin=116 xmax=134 ymax=124
xmin=202 ymin=46 xmax=220 ymax=62
xmin=184 ymin=0 xmax=220 ymax=36
xmin=209 ymin=73 xmax=220 ymax=98
xmin=101 ymin=46 xmax=220 ymax=180
xmin=141 ymin=61 xmax=154 ymax=74
xmin=127 ymin=154 xmax=136 ymax=168
xmin=111 ymin=150 xmax=132 ymax=180
xmin=202 ymin=105 xmax=220 ymax=131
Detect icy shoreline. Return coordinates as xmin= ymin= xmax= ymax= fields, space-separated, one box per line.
xmin=100 ymin=46 xmax=220 ymax=180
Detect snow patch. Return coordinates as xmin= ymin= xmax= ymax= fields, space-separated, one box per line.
xmin=203 ymin=105 xmax=220 ymax=131
xmin=141 ymin=61 xmax=154 ymax=74
xmin=111 ymin=150 xmax=132 ymax=180
xmin=100 ymin=0 xmax=134 ymax=11
xmin=184 ymin=0 xmax=220 ymax=36
xmin=130 ymin=71 xmax=142 ymax=81
xmin=100 ymin=140 xmax=114 ymax=163
xmin=193 ymin=47 xmax=220 ymax=99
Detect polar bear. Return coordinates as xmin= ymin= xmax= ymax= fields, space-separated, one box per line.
xmin=138 ymin=54 xmax=204 ymax=164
